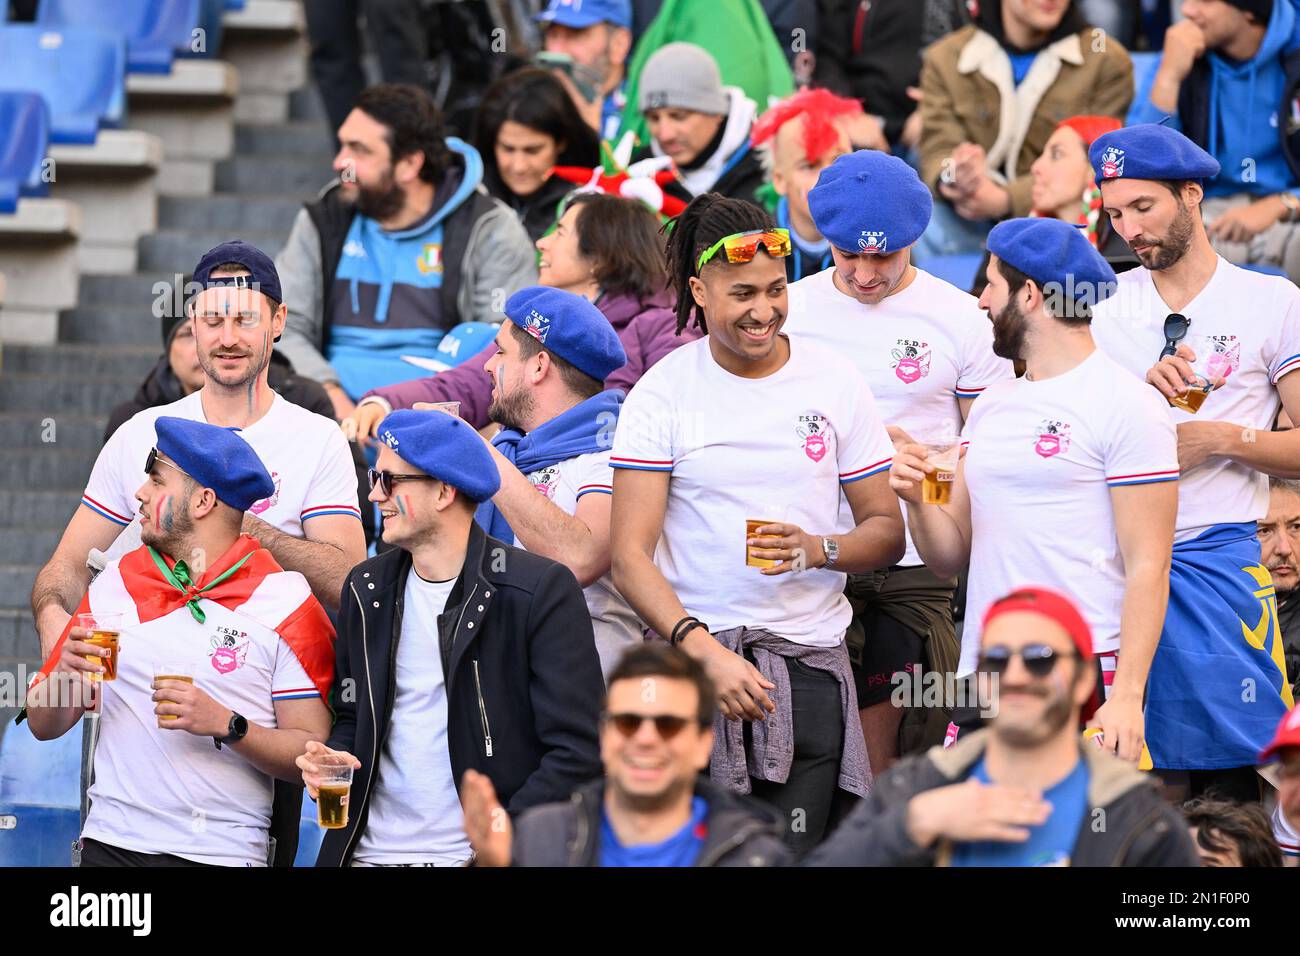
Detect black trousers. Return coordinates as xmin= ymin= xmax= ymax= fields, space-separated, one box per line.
xmin=746 ymin=657 xmax=845 ymax=858
xmin=303 ymin=0 xmax=429 ymax=133
xmin=80 ymin=838 xmax=219 ymax=868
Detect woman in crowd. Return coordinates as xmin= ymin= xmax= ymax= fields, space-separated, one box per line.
xmin=473 ymin=67 xmax=601 ymax=241
xmin=972 ymin=114 xmax=1136 ymax=294
xmin=345 ymin=192 xmax=696 ymax=435
xmin=608 ymin=192 xmax=906 ymax=857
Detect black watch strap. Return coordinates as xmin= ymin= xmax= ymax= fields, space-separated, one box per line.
xmin=215 ymin=712 xmax=249 ymax=750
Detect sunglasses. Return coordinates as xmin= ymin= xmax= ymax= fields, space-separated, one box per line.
xmin=605 ymin=712 xmax=700 ymax=740
xmin=144 ymin=446 xmax=192 ymax=480
xmin=1160 ymin=312 xmax=1190 ymax=359
xmin=697 ymin=228 xmax=792 ymax=272
xmin=977 ymin=644 xmax=1077 ymax=678
xmin=367 ymin=467 xmax=438 ymax=498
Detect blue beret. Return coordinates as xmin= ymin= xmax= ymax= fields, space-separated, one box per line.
xmin=808 ymin=150 xmax=933 ymax=254
xmin=153 ymin=417 xmax=275 ymax=512
xmin=376 ymin=409 xmax=501 ymax=503
xmin=986 ymin=218 xmax=1118 ymax=305
xmin=1089 ymin=123 xmax=1220 ymax=185
xmin=505 ymin=286 xmax=626 ymax=383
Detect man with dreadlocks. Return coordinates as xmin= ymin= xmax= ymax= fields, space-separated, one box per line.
xmin=609 ymin=192 xmax=905 ymax=857
xmin=25 ymin=417 xmax=335 ymax=867
xmin=750 ymin=87 xmax=863 ymax=283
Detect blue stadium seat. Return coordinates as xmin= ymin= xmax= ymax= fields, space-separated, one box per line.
xmin=1239 ymin=262 xmax=1290 ymax=279
xmin=0 ymin=25 xmax=126 ymax=143
xmin=225 ymin=0 xmax=246 ymax=10
xmin=0 ymin=722 xmax=81 ymax=867
xmin=925 ymin=252 xmax=985 ymax=294
xmin=35 ymin=0 xmax=201 ymax=74
xmin=1128 ymin=51 xmax=1162 ymax=124
xmin=181 ymin=0 xmax=227 ymax=60
xmin=0 ymin=92 xmax=50 ymax=213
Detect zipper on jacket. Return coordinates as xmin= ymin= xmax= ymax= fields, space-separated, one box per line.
xmin=695 ymin=820 xmax=770 ymax=867
xmin=342 ymin=582 xmax=380 ymax=864
xmin=852 ymin=1 xmax=872 ymax=57
xmin=472 ymin=659 xmax=493 ymax=757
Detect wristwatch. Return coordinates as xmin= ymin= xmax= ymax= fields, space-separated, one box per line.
xmin=215 ymin=712 xmax=249 ymax=750
xmin=1280 ymin=192 xmax=1300 ymax=222
xmin=821 ymin=536 xmax=840 ymax=568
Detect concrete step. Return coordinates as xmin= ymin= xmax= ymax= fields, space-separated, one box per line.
xmin=289 ymin=84 xmax=329 ymax=124
xmin=0 ymin=447 xmax=101 ymax=490
xmin=0 ymin=608 xmax=39 ymax=662
xmin=214 ymin=156 xmax=334 ymax=196
xmin=0 ymin=565 xmax=38 ymax=611
xmin=0 ymin=490 xmax=83 ymax=527
xmin=138 ymin=229 xmax=286 ymax=273
xmin=0 ymin=374 xmax=138 ymax=416
xmin=2 ymin=344 xmax=157 ymax=378
xmin=235 ymin=122 xmax=335 ymax=157
xmin=158 ymin=193 xmax=304 ymax=233
xmin=0 ymin=414 xmax=109 ymax=450
xmin=78 ymin=272 xmax=188 ymax=308
xmin=0 ymin=529 xmax=60 ymax=565
xmin=60 ymin=307 xmax=168 ymax=347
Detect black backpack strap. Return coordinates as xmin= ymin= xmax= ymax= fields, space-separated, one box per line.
xmin=306 ymin=183 xmax=357 ymax=356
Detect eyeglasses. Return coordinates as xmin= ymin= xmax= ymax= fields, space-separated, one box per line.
xmin=144 ymin=447 xmax=192 ymax=480
xmin=977 ymin=644 xmax=1077 ymax=678
xmin=367 ymin=467 xmax=438 ymax=497
xmin=1160 ymin=312 xmax=1191 ymax=358
xmin=696 ymin=228 xmax=792 ymax=272
xmin=605 ymin=712 xmax=700 ymax=740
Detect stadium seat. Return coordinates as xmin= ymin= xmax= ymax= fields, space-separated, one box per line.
xmin=0 ymin=92 xmax=50 ymax=214
xmin=0 ymin=25 xmax=126 ymax=144
xmin=0 ymin=722 xmax=82 ymax=867
xmin=225 ymin=0 xmax=246 ymax=9
xmin=925 ymin=252 xmax=985 ymax=294
xmin=182 ymin=0 xmax=228 ymax=61
xmin=35 ymin=0 xmax=202 ymax=74
xmin=1239 ymin=262 xmax=1290 ymax=279
xmin=1127 ymin=51 xmax=1162 ymax=125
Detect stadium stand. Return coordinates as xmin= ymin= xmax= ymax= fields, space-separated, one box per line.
xmin=0 ymin=92 xmax=49 ymax=213
xmin=34 ymin=0 xmax=205 ymax=74
xmin=0 ymin=24 xmax=127 ymax=144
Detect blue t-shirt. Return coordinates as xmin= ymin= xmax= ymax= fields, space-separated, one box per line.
xmin=599 ymin=796 xmax=709 ymax=867
xmin=1008 ymin=51 xmax=1037 ymax=86
xmin=950 ymin=757 xmax=1089 ymax=867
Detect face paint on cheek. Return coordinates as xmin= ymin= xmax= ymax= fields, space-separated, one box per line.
xmin=159 ymin=494 xmax=175 ymax=532
xmin=396 ymin=495 xmax=408 ymax=517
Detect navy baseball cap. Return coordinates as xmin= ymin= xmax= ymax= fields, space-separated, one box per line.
xmin=535 ymin=0 xmax=632 ymax=29
xmin=192 ymin=239 xmax=283 ymax=306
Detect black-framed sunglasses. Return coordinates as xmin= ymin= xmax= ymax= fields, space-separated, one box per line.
xmin=977 ymin=644 xmax=1077 ymax=678
xmin=604 ymin=712 xmax=698 ymax=741
xmin=144 ymin=446 xmax=192 ymax=479
xmin=366 ymin=467 xmax=438 ymax=497
xmin=1160 ymin=312 xmax=1191 ymax=358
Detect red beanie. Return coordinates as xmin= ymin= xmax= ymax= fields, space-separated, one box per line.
xmin=1056 ymin=114 xmax=1122 ymax=148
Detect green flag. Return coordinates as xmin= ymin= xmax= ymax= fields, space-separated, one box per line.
xmin=619 ymin=0 xmax=795 ymax=148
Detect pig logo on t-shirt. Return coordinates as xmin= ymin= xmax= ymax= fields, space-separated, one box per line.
xmin=210 ymin=627 xmax=250 ymax=675
xmin=891 ymin=339 xmax=932 ymax=384
xmin=248 ymin=471 xmax=281 ymax=516
xmin=1034 ymin=420 xmax=1072 ymax=459
xmin=1203 ymin=336 xmax=1241 ymax=382
xmin=796 ymin=414 xmax=831 ymax=462
xmin=529 ymin=466 xmax=559 ymax=500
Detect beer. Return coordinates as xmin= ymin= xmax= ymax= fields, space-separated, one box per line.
xmin=1168 ymin=386 xmax=1209 ymax=414
xmin=318 ymin=783 xmax=350 ymax=829
xmin=921 ymin=469 xmax=955 ymax=505
xmin=745 ymin=519 xmax=780 ymax=569
xmin=154 ymin=673 xmax=194 ymax=720
xmin=84 ymin=630 xmax=119 ymax=681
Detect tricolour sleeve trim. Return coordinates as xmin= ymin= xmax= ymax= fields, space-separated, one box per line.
xmin=1106 ymin=469 xmax=1179 ymax=487
xmin=839 ymin=457 xmax=892 ymax=484
xmin=81 ymin=495 xmax=131 ymax=526
xmin=302 ymin=504 xmax=363 ymax=522
xmin=272 ymin=687 xmax=321 ymax=701
xmin=610 ymin=456 xmax=673 ymax=472
xmin=1271 ymin=352 xmax=1300 ymax=383
xmin=576 ymin=483 xmax=613 ymax=498
xmin=953 ymin=384 xmax=989 ymax=398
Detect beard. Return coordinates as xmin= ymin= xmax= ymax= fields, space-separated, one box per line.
xmin=993 ymin=681 xmax=1078 ymax=749
xmin=198 ymin=336 xmax=270 ymax=390
xmin=488 ymin=379 xmax=536 ymax=434
xmin=1137 ymin=198 xmax=1196 ymax=271
xmin=139 ymin=499 xmax=195 ymax=557
xmin=354 ymin=168 xmax=407 ymax=221
xmin=990 ymin=297 xmax=1029 ymax=361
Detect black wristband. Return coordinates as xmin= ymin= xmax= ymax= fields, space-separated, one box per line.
xmin=670 ymin=616 xmax=706 ymax=646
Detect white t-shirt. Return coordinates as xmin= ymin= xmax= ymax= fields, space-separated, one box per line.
xmin=80 ymin=552 xmax=324 ymax=866
xmin=960 ymin=349 xmax=1179 ymax=672
xmin=1092 ymin=258 xmax=1300 ymax=541
xmin=520 ymin=449 xmax=643 ymax=680
xmin=353 ymin=571 xmax=470 ymax=865
xmin=786 ymin=266 xmax=1013 ymax=565
xmin=84 ymin=391 xmax=362 ymax=559
xmin=611 ymin=336 xmax=896 ymax=646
